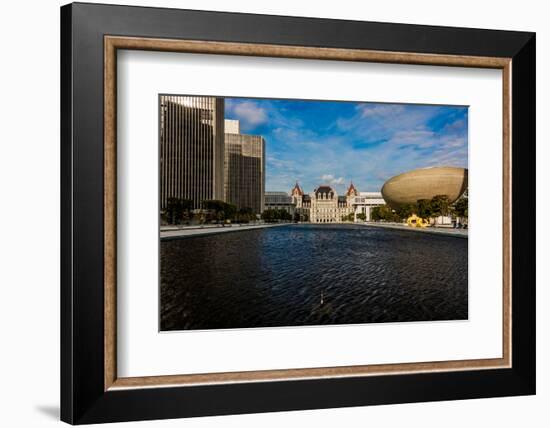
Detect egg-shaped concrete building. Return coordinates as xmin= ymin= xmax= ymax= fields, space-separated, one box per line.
xmin=381 ymin=167 xmax=468 ymax=208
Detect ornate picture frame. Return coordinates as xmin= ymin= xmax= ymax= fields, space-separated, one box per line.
xmin=61 ymin=2 xmax=535 ymax=424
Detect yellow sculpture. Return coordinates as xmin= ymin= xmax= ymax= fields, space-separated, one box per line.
xmin=407 ymin=214 xmax=429 ymax=228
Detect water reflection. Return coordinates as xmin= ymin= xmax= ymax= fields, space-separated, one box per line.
xmin=160 ymin=224 xmax=467 ymax=331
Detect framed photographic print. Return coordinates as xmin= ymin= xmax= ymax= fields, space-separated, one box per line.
xmin=60 ymin=2 xmax=536 ymax=424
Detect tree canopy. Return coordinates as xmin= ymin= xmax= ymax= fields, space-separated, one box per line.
xmin=201 ymin=200 xmax=238 ymax=222
xmin=370 ymin=193 xmax=467 ymax=224
xmin=261 ymin=208 xmax=292 ymax=222
xmin=165 ymin=197 xmax=193 ymax=225
xmin=451 ymin=193 xmax=468 ymax=219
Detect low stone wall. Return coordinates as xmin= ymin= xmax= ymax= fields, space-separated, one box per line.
xmin=362 ymin=222 xmax=468 ymax=238
xmin=160 ymin=222 xmax=290 ymax=240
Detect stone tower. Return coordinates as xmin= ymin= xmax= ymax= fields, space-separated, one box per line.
xmin=290 ymin=182 xmax=304 ymax=208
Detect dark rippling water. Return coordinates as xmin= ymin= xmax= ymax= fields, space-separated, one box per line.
xmin=160 ymin=224 xmax=468 ymax=331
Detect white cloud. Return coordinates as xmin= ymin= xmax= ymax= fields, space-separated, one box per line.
xmin=228 ymin=98 xmax=468 ymax=193
xmin=231 ymin=101 xmax=267 ymax=127
xmin=320 ymin=174 xmax=345 ymax=185
xmin=267 ymin=156 xmax=297 ymax=171
xmin=442 ymin=118 xmax=467 ymax=133
xmin=357 ymin=104 xmax=405 ymax=118
xmin=336 ymin=104 xmax=442 ymax=138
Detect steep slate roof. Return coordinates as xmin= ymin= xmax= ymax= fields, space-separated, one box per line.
xmin=291 ymin=182 xmax=304 ymax=196
xmin=346 ymin=182 xmax=358 ymax=196
xmin=314 ymin=185 xmax=334 ymax=195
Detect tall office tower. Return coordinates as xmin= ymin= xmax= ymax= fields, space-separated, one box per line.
xmin=224 ymin=120 xmax=265 ymax=215
xmin=224 ymin=119 xmax=240 ymax=134
xmin=159 ymin=95 xmax=225 ymax=210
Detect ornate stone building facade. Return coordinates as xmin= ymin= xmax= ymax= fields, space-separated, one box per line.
xmin=290 ymin=182 xmax=358 ymax=223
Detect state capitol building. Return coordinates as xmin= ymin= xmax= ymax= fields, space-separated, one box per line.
xmin=265 ymin=182 xmax=385 ymax=223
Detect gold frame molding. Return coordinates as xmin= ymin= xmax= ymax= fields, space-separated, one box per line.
xmin=104 ymin=35 xmax=512 ymax=391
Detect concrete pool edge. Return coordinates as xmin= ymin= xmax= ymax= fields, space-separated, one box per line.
xmin=160 ymin=223 xmax=290 ymax=240
xmin=362 ymin=222 xmax=468 ymax=238
xmin=160 ymin=222 xmax=468 ymax=240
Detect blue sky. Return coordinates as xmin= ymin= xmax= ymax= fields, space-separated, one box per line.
xmin=225 ymin=98 xmax=468 ymax=193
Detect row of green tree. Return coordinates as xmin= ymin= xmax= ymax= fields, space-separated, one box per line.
xmin=260 ymin=209 xmax=313 ymax=223
xmin=341 ymin=213 xmax=367 ymax=222
xmin=370 ymin=194 xmax=468 ymax=223
xmin=163 ymin=198 xmax=258 ymax=225
xmin=261 ymin=208 xmax=293 ymax=222
xmin=164 ymin=194 xmax=468 ymax=225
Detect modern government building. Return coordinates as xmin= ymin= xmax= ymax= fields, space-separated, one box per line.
xmin=160 ymin=96 xmax=265 ymax=215
xmin=159 ymin=95 xmax=225 ymax=210
xmin=160 ymin=94 xmax=385 ymax=222
xmin=224 ymin=120 xmax=265 ymax=215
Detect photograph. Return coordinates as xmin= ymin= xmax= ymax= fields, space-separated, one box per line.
xmin=159 ymin=95 xmax=469 ymax=331
xmin=53 ymin=2 xmax=537 ymax=424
